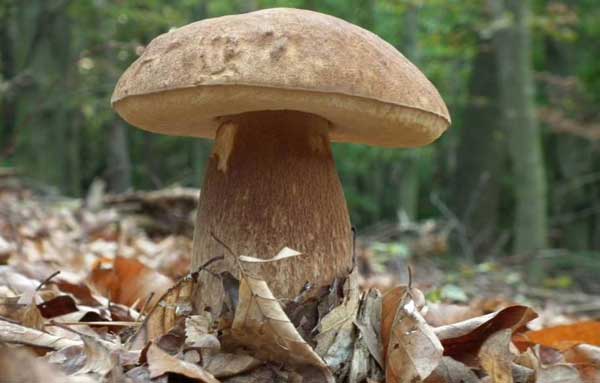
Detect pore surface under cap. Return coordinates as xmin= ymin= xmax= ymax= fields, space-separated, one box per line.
xmin=112 ymin=8 xmax=450 ymax=148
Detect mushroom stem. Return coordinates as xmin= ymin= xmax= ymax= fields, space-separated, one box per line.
xmin=192 ymin=110 xmax=353 ymax=312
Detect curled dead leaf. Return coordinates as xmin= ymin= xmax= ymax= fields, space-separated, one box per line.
xmin=435 ymin=305 xmax=537 ymax=363
xmin=37 ymin=295 xmax=79 ymax=319
xmin=186 ymin=313 xmax=220 ymax=349
xmin=382 ymin=287 xmax=443 ymax=383
xmin=128 ymin=272 xmax=195 ymax=350
xmin=514 ymin=321 xmax=600 ymax=352
xmin=238 ymin=247 xmax=301 ymax=263
xmin=479 ymin=329 xmax=515 ymax=383
xmin=203 ymin=352 xmax=262 ymax=378
xmin=348 ymin=288 xmax=385 ymax=383
xmin=425 ymin=303 xmax=484 ymax=327
xmin=424 ymin=356 xmax=479 ymax=383
xmin=381 ymin=285 xmax=426 ymax=360
xmin=353 ymin=288 xmax=384 ymax=368
xmin=315 ymin=270 xmax=360 ymax=371
xmin=147 ymin=342 xmax=220 ymax=383
xmin=22 ymin=296 xmax=45 ymax=330
xmin=562 ymin=344 xmax=600 ymax=382
xmin=74 ymin=332 xmax=119 ymax=376
xmin=230 ymin=272 xmax=333 ymax=381
xmin=535 ymin=363 xmax=583 ymax=383
xmin=0 ymin=346 xmax=96 ymax=383
xmin=88 ymin=256 xmax=172 ymax=308
xmin=0 ymin=318 xmax=82 ymax=350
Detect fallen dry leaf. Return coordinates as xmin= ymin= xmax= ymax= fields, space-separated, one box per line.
xmin=0 ymin=346 xmax=96 ymax=383
xmin=203 ymin=352 xmax=262 ymax=378
xmin=514 ymin=348 xmax=538 ymax=370
xmin=186 ymin=313 xmax=220 ymax=349
xmin=564 ymin=343 xmax=600 ymax=366
xmin=218 ymin=365 xmax=279 ymax=382
xmin=44 ymin=344 xmax=88 ymax=375
xmin=315 ymin=270 xmax=360 ymax=371
xmin=88 ymin=256 xmax=173 ymax=308
xmin=349 ymin=289 xmax=386 ymax=383
xmin=514 ymin=321 xmax=600 ymax=351
xmin=512 ymin=363 xmax=535 ymax=383
xmin=426 ymin=303 xmax=484 ymax=327
xmin=352 ymin=288 xmax=384 ymax=369
xmin=0 ymin=265 xmax=39 ymax=298
xmin=349 ymin=333 xmax=370 ymax=383
xmin=22 ymin=296 xmax=45 ymax=330
xmin=382 ymin=287 xmax=443 ymax=383
xmin=126 ymin=365 xmax=165 ymax=383
xmin=435 ymin=305 xmax=537 ymax=363
xmin=128 ymin=271 xmax=195 ymax=350
xmin=479 ymin=329 xmax=515 ymax=383
xmin=535 ymin=363 xmax=583 ymax=383
xmin=147 ymin=342 xmax=220 ymax=383
xmin=75 ymin=332 xmax=119 ymax=376
xmin=37 ymin=295 xmax=79 ymax=318
xmin=0 ymin=317 xmax=82 ymax=350
xmin=381 ymin=285 xmax=426 ymax=360
xmin=238 ymin=247 xmax=301 ymax=263
xmin=424 ymin=356 xmax=479 ymax=383
xmin=562 ymin=344 xmax=600 ymax=382
xmin=231 ymin=272 xmax=333 ymax=381
xmin=52 ymin=275 xmax=104 ymax=307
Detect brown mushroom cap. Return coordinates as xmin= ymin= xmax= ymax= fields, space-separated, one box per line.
xmin=112 ymin=8 xmax=450 ymax=148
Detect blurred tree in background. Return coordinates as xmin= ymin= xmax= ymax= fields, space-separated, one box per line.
xmin=2 ymin=0 xmax=600 ymax=260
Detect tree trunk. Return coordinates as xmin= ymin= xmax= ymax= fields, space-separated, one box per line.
xmin=490 ymin=0 xmax=548 ymax=254
xmin=9 ymin=1 xmax=77 ymax=194
xmin=0 ymin=4 xmax=17 ymax=158
xmin=106 ymin=121 xmax=132 ymax=193
xmin=192 ymin=111 xmax=353 ymax=314
xmin=544 ymin=29 xmax=592 ymax=251
xmin=397 ymin=3 xmax=421 ymax=221
xmin=453 ymin=34 xmax=505 ymax=258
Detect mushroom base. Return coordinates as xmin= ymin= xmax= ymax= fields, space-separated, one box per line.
xmin=192 ymin=110 xmax=353 ymax=313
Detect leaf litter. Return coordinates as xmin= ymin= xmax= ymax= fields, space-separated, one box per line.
xmin=1 ymin=185 xmax=600 ymax=382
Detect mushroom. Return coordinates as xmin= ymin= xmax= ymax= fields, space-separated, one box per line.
xmin=111 ymin=8 xmax=450 ymax=312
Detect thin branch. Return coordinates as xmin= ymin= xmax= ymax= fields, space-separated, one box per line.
xmin=430 ymin=193 xmax=475 ymax=262
xmin=210 ymin=231 xmax=235 ymax=258
xmin=36 ymin=270 xmax=61 ymax=291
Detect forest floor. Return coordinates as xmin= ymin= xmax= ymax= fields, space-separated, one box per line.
xmin=1 ymin=177 xmax=599 ymax=382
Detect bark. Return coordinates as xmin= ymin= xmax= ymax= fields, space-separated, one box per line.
xmin=490 ymin=0 xmax=548 ymax=253
xmin=46 ymin=2 xmax=77 ymax=194
xmin=9 ymin=0 xmax=77 ymax=194
xmin=453 ymin=36 xmax=504 ymax=258
xmin=397 ymin=3 xmax=421 ymax=220
xmin=0 ymin=4 xmax=17 ymax=157
xmin=544 ymin=29 xmax=592 ymax=251
xmin=192 ymin=111 xmax=353 ymax=313
xmin=106 ymin=121 xmax=132 ymax=193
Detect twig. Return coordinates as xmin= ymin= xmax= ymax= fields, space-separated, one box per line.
xmin=36 ymin=270 xmax=61 ymax=291
xmin=47 ymin=321 xmax=139 ymax=327
xmin=210 ymin=231 xmax=235 ymax=258
xmin=0 ymin=315 xmax=20 ymax=324
xmin=191 ymin=254 xmax=225 ymax=276
xmin=49 ymin=320 xmax=90 ymax=337
xmin=138 ymin=292 xmax=155 ymax=318
xmin=430 ymin=193 xmax=475 ymax=262
xmin=210 ymin=231 xmax=248 ymax=276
